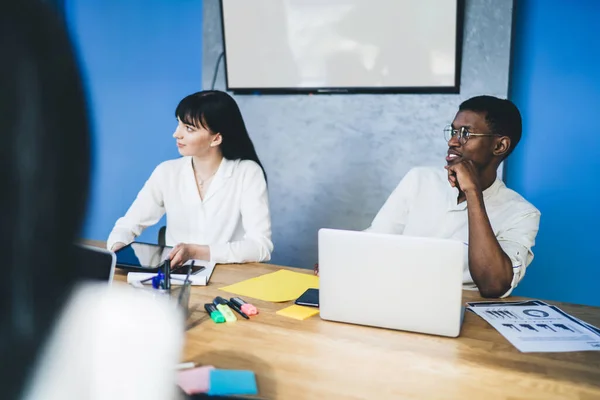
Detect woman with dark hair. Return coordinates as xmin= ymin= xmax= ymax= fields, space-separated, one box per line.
xmin=107 ymin=90 xmax=273 ymax=266
xmin=0 ymin=2 xmax=183 ymax=399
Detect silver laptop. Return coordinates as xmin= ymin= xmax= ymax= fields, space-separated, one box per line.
xmin=75 ymin=244 xmax=116 ymax=283
xmin=318 ymin=228 xmax=465 ymax=337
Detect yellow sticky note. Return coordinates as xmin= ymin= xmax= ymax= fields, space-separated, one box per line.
xmin=276 ymin=305 xmax=320 ymax=320
xmin=219 ymin=270 xmax=319 ymax=302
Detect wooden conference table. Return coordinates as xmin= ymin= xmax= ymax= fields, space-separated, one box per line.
xmin=96 ymin=243 xmax=600 ymax=399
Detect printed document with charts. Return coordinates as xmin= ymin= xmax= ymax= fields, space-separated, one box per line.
xmin=467 ymin=300 xmax=600 ymax=352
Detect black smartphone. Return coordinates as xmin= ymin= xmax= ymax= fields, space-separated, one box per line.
xmin=171 ymin=263 xmax=206 ymax=275
xmin=295 ymin=288 xmax=319 ymax=308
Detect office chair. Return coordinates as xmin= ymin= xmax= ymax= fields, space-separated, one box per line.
xmin=158 ymin=226 xmax=166 ymax=246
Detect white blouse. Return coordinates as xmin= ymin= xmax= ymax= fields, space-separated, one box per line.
xmin=107 ymin=157 xmax=273 ymax=264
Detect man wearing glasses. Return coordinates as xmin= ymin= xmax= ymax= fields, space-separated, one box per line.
xmin=367 ymin=95 xmax=540 ymax=298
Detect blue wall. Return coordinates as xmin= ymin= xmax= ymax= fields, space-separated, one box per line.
xmin=507 ymin=0 xmax=600 ymax=306
xmin=65 ymin=0 xmax=203 ymax=244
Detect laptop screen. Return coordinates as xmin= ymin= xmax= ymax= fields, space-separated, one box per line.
xmin=74 ymin=244 xmax=116 ymax=283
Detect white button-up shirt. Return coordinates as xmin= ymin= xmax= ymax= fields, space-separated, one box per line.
xmin=367 ymin=167 xmax=541 ymax=297
xmin=107 ymin=157 xmax=273 ymax=264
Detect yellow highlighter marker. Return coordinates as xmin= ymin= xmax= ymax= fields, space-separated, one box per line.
xmin=213 ymin=296 xmax=237 ymax=322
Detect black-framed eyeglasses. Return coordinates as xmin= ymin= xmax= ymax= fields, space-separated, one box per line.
xmin=443 ymin=125 xmax=501 ymax=144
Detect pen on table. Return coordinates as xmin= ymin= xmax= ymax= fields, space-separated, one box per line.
xmin=177 ymin=260 xmax=193 ymax=304
xmin=226 ymin=299 xmax=250 ymax=320
xmin=136 ymin=275 xmax=187 ymax=286
xmin=183 ymin=260 xmax=193 ymax=283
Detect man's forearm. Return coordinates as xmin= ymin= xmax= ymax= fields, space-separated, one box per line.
xmin=465 ymin=190 xmax=513 ymax=298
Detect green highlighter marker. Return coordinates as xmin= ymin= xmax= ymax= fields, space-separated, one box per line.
xmin=213 ymin=296 xmax=237 ymax=322
xmin=204 ymin=303 xmax=225 ymax=323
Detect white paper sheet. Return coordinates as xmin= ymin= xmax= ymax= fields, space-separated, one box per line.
xmin=127 ymin=260 xmax=216 ymax=286
xmin=468 ymin=301 xmax=600 ymax=352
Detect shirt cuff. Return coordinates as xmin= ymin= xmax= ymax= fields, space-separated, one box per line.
xmin=209 ymin=240 xmax=272 ymax=264
xmin=499 ymin=262 xmax=523 ymax=298
xmin=498 ymin=241 xmax=532 ymax=298
xmin=209 ymin=243 xmax=229 ymax=264
xmin=106 ymin=231 xmax=135 ymax=251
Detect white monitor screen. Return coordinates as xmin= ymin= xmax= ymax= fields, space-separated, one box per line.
xmin=221 ymin=0 xmax=463 ymax=94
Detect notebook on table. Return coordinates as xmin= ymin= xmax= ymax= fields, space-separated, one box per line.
xmin=127 ymin=260 xmax=216 ymax=286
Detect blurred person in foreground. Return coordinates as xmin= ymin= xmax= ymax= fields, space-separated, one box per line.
xmin=0 ymin=2 xmax=184 ymax=399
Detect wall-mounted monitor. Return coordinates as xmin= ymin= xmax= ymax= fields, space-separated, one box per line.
xmin=221 ymin=0 xmax=464 ymax=94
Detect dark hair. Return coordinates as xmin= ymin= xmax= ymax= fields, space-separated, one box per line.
xmin=175 ymin=90 xmax=267 ymax=180
xmin=0 ymin=1 xmax=90 ymax=398
xmin=459 ymin=95 xmax=522 ymax=158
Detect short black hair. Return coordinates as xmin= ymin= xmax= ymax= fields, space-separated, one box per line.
xmin=459 ymin=95 xmax=522 ymax=158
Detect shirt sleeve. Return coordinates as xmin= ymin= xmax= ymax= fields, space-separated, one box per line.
xmin=366 ymin=168 xmax=419 ymax=234
xmin=209 ymin=162 xmax=273 ymax=263
xmin=106 ymin=165 xmax=166 ymax=250
xmin=497 ymin=208 xmax=541 ymax=298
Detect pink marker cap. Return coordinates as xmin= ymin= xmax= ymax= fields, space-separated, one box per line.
xmin=241 ymin=303 xmax=258 ymax=316
xmin=231 ymin=297 xmax=258 ymax=316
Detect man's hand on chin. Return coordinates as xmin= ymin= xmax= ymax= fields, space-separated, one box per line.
xmin=444 ymin=160 xmax=481 ymax=195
